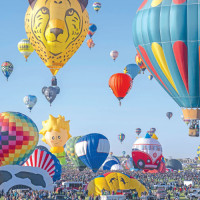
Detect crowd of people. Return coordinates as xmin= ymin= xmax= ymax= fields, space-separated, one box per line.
xmin=1 ymin=168 xmax=200 ymax=200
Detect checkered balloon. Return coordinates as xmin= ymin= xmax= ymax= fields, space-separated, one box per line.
xmin=0 ymin=112 xmax=39 ymax=166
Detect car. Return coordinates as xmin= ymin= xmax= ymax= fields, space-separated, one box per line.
xmin=188 ymin=191 xmax=200 ymax=199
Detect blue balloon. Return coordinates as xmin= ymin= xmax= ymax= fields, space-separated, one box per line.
xmin=101 ymin=156 xmax=120 ymax=170
xmin=124 ymin=64 xmax=140 ymax=80
xmin=75 ymin=133 xmax=110 ymax=173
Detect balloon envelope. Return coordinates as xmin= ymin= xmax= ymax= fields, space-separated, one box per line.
xmin=1 ymin=61 xmax=13 ymax=80
xmin=75 ymin=133 xmax=110 ymax=172
xmin=93 ymin=2 xmax=101 ymax=12
xmin=118 ymin=133 xmax=125 ymax=144
xmin=18 ymin=39 xmax=34 ymax=61
xmin=124 ymin=64 xmax=140 ymax=80
xmin=23 ymin=95 xmax=37 ymax=111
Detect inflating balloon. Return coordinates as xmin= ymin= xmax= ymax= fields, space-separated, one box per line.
xmin=75 ymin=133 xmax=110 ymax=173
xmin=93 ymin=2 xmax=101 ymax=12
xmin=42 ymin=86 xmax=60 ymax=106
xmin=133 ymin=1 xmax=200 ymax=136
xmin=110 ymin=50 xmax=119 ymax=61
xmin=166 ymin=112 xmax=173 ymax=120
xmin=0 ymin=112 xmax=39 ymax=166
xmin=18 ymin=39 xmax=34 ymax=61
xmin=24 ymin=148 xmax=62 ymax=182
xmin=25 ymin=0 xmax=89 ymax=76
xmin=65 ymin=136 xmax=87 ymax=171
xmin=118 ymin=133 xmax=125 ymax=144
xmin=101 ymin=155 xmax=120 ymax=171
xmin=87 ymin=39 xmax=95 ymax=50
xmin=36 ymin=145 xmax=49 ymax=152
xmin=88 ymin=24 xmax=97 ymax=38
xmin=40 ymin=115 xmax=71 ymax=165
xmin=124 ymin=64 xmax=140 ymax=80
xmin=1 ymin=61 xmax=13 ymax=81
xmin=135 ymin=54 xmax=146 ymax=73
xmin=23 ymin=95 xmax=37 ymax=112
xmin=109 ymin=73 xmax=133 ymax=106
xmin=87 ymin=172 xmax=147 ymax=197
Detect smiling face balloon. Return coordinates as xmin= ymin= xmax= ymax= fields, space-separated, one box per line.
xmin=0 ymin=112 xmax=39 ymax=166
xmin=40 ymin=115 xmax=71 ymax=165
xmin=25 ymin=0 xmax=89 ymax=76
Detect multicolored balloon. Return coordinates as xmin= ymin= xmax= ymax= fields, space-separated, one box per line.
xmin=75 ymin=133 xmax=110 ymax=173
xmin=1 ymin=61 xmax=13 ymax=81
xmin=65 ymin=136 xmax=87 ymax=171
xmin=166 ymin=112 xmax=173 ymax=120
xmin=133 ymin=0 xmax=200 ymax=126
xmin=23 ymin=148 xmax=62 ymax=182
xmin=0 ymin=112 xmax=39 ymax=166
xmin=136 ymin=128 xmax=141 ymax=136
xmin=197 ymin=145 xmax=200 ymax=160
xmin=88 ymin=24 xmax=97 ymax=38
xmin=148 ymin=75 xmax=153 ymax=80
xmin=93 ymin=2 xmax=101 ymax=12
xmin=109 ymin=73 xmax=133 ymax=105
xmin=135 ymin=54 xmax=146 ymax=73
xmin=87 ymin=39 xmax=95 ymax=49
xmin=18 ymin=39 xmax=34 ymax=61
xmin=124 ymin=64 xmax=140 ymax=80
xmin=23 ymin=95 xmax=37 ymax=112
xmin=118 ymin=133 xmax=125 ymax=144
xmin=25 ymin=0 xmax=89 ymax=76
xmin=110 ymin=50 xmax=119 ymax=61
xmin=150 ymin=128 xmax=156 ymax=134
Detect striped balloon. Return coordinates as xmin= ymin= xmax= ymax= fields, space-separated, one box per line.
xmin=133 ymin=0 xmax=200 ymax=120
xmin=118 ymin=133 xmax=125 ymax=144
xmin=197 ymin=146 xmax=200 ymax=160
xmin=93 ymin=2 xmax=101 ymax=12
xmin=136 ymin=128 xmax=141 ymax=136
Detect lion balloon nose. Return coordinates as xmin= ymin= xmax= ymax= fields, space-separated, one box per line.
xmin=50 ymin=28 xmax=63 ymax=38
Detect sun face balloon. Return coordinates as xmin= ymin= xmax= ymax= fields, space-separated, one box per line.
xmin=25 ymin=0 xmax=89 ymax=76
xmin=40 ymin=115 xmax=71 ymax=165
xmin=0 ymin=112 xmax=39 ymax=166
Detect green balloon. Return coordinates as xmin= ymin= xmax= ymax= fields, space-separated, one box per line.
xmin=65 ymin=136 xmax=87 ymax=171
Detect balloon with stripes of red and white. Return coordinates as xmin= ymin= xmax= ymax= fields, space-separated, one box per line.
xmin=23 ymin=148 xmax=55 ymax=178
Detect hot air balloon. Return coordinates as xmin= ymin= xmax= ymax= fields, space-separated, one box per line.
xmin=183 ymin=119 xmax=191 ymax=126
xmin=124 ymin=64 xmax=140 ymax=80
xmin=36 ymin=145 xmax=49 ymax=152
xmin=135 ymin=128 xmax=141 ymax=136
xmin=118 ymin=133 xmax=125 ymax=144
xmin=109 ymin=73 xmax=133 ymax=106
xmin=23 ymin=148 xmax=62 ymax=182
xmin=88 ymin=24 xmax=97 ymax=38
xmin=93 ymin=2 xmax=101 ymax=12
xmin=135 ymin=54 xmax=146 ymax=73
xmin=25 ymin=0 xmax=89 ymax=76
xmin=65 ymin=136 xmax=87 ymax=171
xmin=0 ymin=112 xmax=39 ymax=166
xmin=110 ymin=50 xmax=119 ymax=61
xmin=148 ymin=75 xmax=153 ymax=80
xmin=101 ymin=155 xmax=120 ymax=171
xmin=23 ymin=95 xmax=37 ymax=112
xmin=18 ymin=39 xmax=34 ymax=61
xmin=166 ymin=112 xmax=173 ymax=120
xmin=150 ymin=128 xmax=156 ymax=134
xmin=122 ymin=151 xmax=126 ymax=157
xmin=87 ymin=172 xmax=147 ymax=197
xmin=132 ymin=133 xmax=162 ymax=170
xmin=87 ymin=39 xmax=95 ymax=49
xmin=42 ymin=86 xmax=60 ymax=106
xmin=133 ymin=0 xmax=200 ymax=137
xmin=1 ymin=61 xmax=13 ymax=81
xmin=197 ymin=146 xmax=200 ymax=160
xmin=75 ymin=133 xmax=110 ymax=173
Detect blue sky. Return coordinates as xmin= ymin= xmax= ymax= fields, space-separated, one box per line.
xmin=0 ymin=0 xmax=199 ymax=159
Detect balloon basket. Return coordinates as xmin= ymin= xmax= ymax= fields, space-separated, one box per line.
xmin=189 ymin=129 xmax=199 ymax=137
xmin=182 ymin=108 xmax=200 ymax=120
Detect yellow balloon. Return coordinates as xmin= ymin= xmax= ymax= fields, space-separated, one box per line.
xmin=25 ymin=0 xmax=89 ymax=76
xmin=18 ymin=39 xmax=34 ymax=61
xmin=87 ymin=172 xmax=147 ymax=197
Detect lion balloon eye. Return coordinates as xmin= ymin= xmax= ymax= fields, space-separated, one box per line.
xmin=66 ymin=9 xmax=74 ymax=16
xmin=41 ymin=7 xmax=49 ymax=14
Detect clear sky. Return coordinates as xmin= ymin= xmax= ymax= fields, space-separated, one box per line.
xmin=0 ymin=0 xmax=199 ymax=159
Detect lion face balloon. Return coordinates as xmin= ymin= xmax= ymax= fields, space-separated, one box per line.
xmin=25 ymin=0 xmax=89 ymax=75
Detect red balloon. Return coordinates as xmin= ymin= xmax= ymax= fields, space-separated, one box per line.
xmin=109 ymin=73 xmax=133 ymax=105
